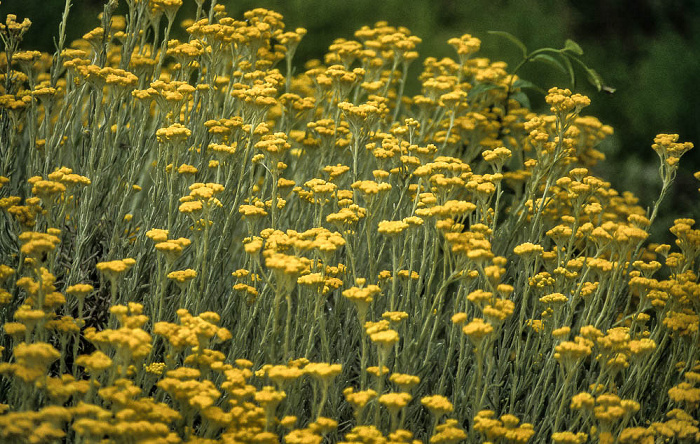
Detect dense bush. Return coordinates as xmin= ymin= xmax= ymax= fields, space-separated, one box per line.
xmin=0 ymin=1 xmax=699 ymax=443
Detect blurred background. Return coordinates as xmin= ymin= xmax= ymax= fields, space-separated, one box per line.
xmin=3 ymin=0 xmax=699 ymax=240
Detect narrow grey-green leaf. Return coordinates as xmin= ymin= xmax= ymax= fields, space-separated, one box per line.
xmin=488 ymin=31 xmax=528 ymax=57
xmin=563 ymin=39 xmax=584 ymax=55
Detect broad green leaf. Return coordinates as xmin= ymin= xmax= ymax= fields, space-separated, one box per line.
xmin=513 ymin=79 xmax=547 ymax=94
xmin=510 ymin=91 xmax=531 ymax=108
xmin=585 ymin=68 xmax=603 ymax=91
xmin=467 ymin=82 xmax=503 ymax=98
xmin=563 ymin=39 xmax=584 ymax=55
xmin=488 ymin=31 xmax=528 ymax=57
xmin=531 ymin=53 xmax=568 ymax=76
xmin=561 ymin=54 xmax=576 ymax=87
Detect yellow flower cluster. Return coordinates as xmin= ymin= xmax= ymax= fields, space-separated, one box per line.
xmin=545 ymin=87 xmax=591 ymax=116
xmin=148 ymin=229 xmax=192 ymax=264
xmin=473 ymin=410 xmax=535 ymax=443
xmin=154 ymin=309 xmax=231 ymax=352
xmin=462 ymin=318 xmax=495 ymax=349
xmin=179 ymin=182 xmax=224 ymax=215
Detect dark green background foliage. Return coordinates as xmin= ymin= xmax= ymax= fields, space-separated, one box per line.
xmin=3 ymin=0 xmax=699 ymax=239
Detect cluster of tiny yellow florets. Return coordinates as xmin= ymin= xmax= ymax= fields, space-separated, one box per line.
xmin=0 ymin=2 xmax=698 ymax=443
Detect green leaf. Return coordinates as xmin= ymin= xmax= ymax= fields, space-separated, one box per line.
xmin=488 ymin=31 xmax=528 ymax=57
xmin=585 ymin=68 xmax=603 ymax=92
xmin=531 ymin=53 xmax=568 ymax=76
xmin=512 ymin=79 xmax=540 ymax=91
xmin=467 ymin=82 xmax=503 ymax=97
xmin=563 ymin=39 xmax=584 ymax=55
xmin=560 ymin=55 xmax=576 ymax=87
xmin=513 ymin=79 xmax=547 ymax=94
xmin=566 ymin=54 xmax=604 ymax=91
xmin=510 ymin=91 xmax=531 ymax=108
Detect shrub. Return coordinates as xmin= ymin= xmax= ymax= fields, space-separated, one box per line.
xmin=0 ymin=1 xmax=698 ymax=443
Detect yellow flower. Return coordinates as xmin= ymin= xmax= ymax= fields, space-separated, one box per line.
xmin=377 ymin=220 xmax=409 ymax=236
xmin=369 ymin=329 xmax=399 ymax=348
xmin=156 ymin=123 xmax=191 ymax=144
xmin=144 ymin=362 xmax=166 ymax=376
xmin=279 ymin=415 xmax=297 ymax=428
xmin=618 ymin=427 xmax=653 ymax=444
xmin=146 ymin=228 xmax=169 ymax=242
xmin=309 ymin=417 xmax=338 ymax=435
xmin=304 ymin=362 xmax=342 ymax=384
xmin=0 ymin=265 xmax=15 ymax=282
xmin=0 ymin=288 xmax=11 ymax=304
xmin=75 ymin=350 xmax=112 ymax=374
xmin=343 ymin=425 xmax=386 ymax=443
xmin=14 ymin=305 xmax=45 ymax=327
xmin=284 ymin=429 xmax=323 ymax=444
xmin=513 ymin=242 xmax=544 ymax=258
xmin=570 ymin=392 xmax=595 ymax=410
xmin=254 ymin=385 xmax=286 ymax=408
xmin=382 ymin=311 xmax=408 ymax=323
xmin=65 ymin=284 xmax=94 ymax=300
xmin=451 ymin=313 xmax=468 ymax=325
xmin=96 ymin=258 xmax=135 ymax=280
xmin=551 ymin=431 xmax=588 ymax=444
xmin=545 ymin=87 xmax=590 ymax=116
xmin=13 ymin=342 xmax=61 ymax=381
xmin=267 ymin=365 xmax=304 ymax=387
xmin=389 ymin=373 xmax=420 ymax=392
xmin=651 ymin=133 xmax=693 ymax=164
xmin=30 ymin=179 xmax=66 ymax=199
xmin=668 ymin=382 xmax=700 ymax=410
xmin=343 ymin=285 xmax=381 ymax=308
xmin=255 ymin=132 xmax=291 ymax=155
xmin=379 ymin=392 xmax=412 ymax=411
xmin=167 ymin=269 xmax=197 ymax=284
xmin=352 ymin=180 xmax=392 ymax=196
xmin=230 ymin=359 xmax=252 ymax=369
xmin=366 ymin=365 xmax=390 ymax=377
xmin=447 ymin=33 xmax=481 ymax=57
xmin=343 ymin=387 xmax=377 ymax=411
xmin=18 ymin=232 xmax=61 ymax=259
xmin=239 ymin=204 xmax=268 ymax=218
xmin=265 ymin=252 xmax=309 ymax=278
xmin=209 ymin=142 xmax=237 ymax=157
xmin=154 ymin=241 xmax=183 ymax=257
xmin=3 ymin=322 xmax=26 ymax=338
xmin=421 ymin=394 xmax=453 ymax=416
xmin=540 ymin=292 xmax=569 ymax=305
xmin=462 ymin=318 xmax=493 ymax=346
xmin=297 ymin=272 xmax=324 ymax=287
xmin=178 ymin=200 xmax=203 ymax=214
xmin=387 ymin=429 xmax=416 ymax=443
xmin=552 ymin=327 xmax=571 ymax=339
xmin=554 ymin=337 xmax=592 ymax=372
xmin=483 ymin=299 xmax=515 ymax=323
xmin=431 ymin=419 xmax=467 ymax=444
xmin=322 ymin=164 xmax=350 ymax=181
xmin=467 ymin=289 xmax=492 ymax=306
